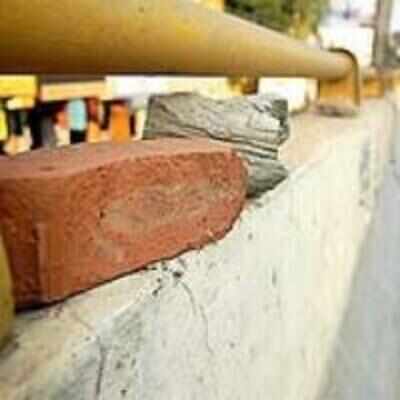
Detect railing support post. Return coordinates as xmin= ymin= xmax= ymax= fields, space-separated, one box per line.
xmin=318 ymin=49 xmax=362 ymax=116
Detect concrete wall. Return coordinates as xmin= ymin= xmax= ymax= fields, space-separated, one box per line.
xmin=0 ymin=99 xmax=396 ymax=400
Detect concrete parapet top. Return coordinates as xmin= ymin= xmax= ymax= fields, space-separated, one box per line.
xmin=0 ymin=98 xmax=396 ymax=400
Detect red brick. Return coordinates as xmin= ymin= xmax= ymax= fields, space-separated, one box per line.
xmin=0 ymin=139 xmax=246 ymax=308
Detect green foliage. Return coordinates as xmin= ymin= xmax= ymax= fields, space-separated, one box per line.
xmin=226 ymin=0 xmax=328 ymax=37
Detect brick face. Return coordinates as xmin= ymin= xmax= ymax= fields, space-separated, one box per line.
xmin=0 ymin=139 xmax=246 ymax=308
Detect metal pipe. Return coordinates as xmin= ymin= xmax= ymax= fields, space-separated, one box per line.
xmin=0 ymin=0 xmax=352 ymax=80
xmin=0 ymin=233 xmax=14 ymax=349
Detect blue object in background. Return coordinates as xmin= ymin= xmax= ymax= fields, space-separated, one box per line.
xmin=67 ymin=100 xmax=88 ymax=131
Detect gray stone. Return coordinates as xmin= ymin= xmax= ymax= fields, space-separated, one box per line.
xmin=144 ymin=93 xmax=290 ymax=197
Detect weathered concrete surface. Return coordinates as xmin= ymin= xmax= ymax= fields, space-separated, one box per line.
xmin=0 ymin=99 xmax=396 ymax=400
xmin=0 ymin=139 xmax=246 ymax=308
xmin=316 ymin=97 xmax=400 ymax=400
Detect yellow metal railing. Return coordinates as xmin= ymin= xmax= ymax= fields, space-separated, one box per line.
xmin=0 ymin=0 xmax=353 ymax=81
xmin=0 ymin=233 xmax=13 ymax=348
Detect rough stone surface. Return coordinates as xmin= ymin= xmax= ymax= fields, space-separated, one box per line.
xmin=0 ymin=99 xmax=396 ymax=400
xmin=144 ymin=93 xmax=289 ymax=197
xmin=0 ymin=139 xmax=246 ymax=308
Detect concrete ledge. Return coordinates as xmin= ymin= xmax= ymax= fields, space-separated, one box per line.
xmin=0 ymin=99 xmax=395 ymax=400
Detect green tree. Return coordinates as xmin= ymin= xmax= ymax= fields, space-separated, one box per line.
xmin=226 ymin=0 xmax=328 ymax=38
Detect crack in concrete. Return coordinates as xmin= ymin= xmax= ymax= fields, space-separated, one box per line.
xmin=67 ymin=309 xmax=109 ymax=400
xmin=198 ymin=303 xmax=215 ymax=358
xmin=180 ymin=282 xmax=214 ymax=357
xmin=94 ymin=341 xmax=108 ymax=400
xmin=181 ymin=282 xmax=197 ymax=316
